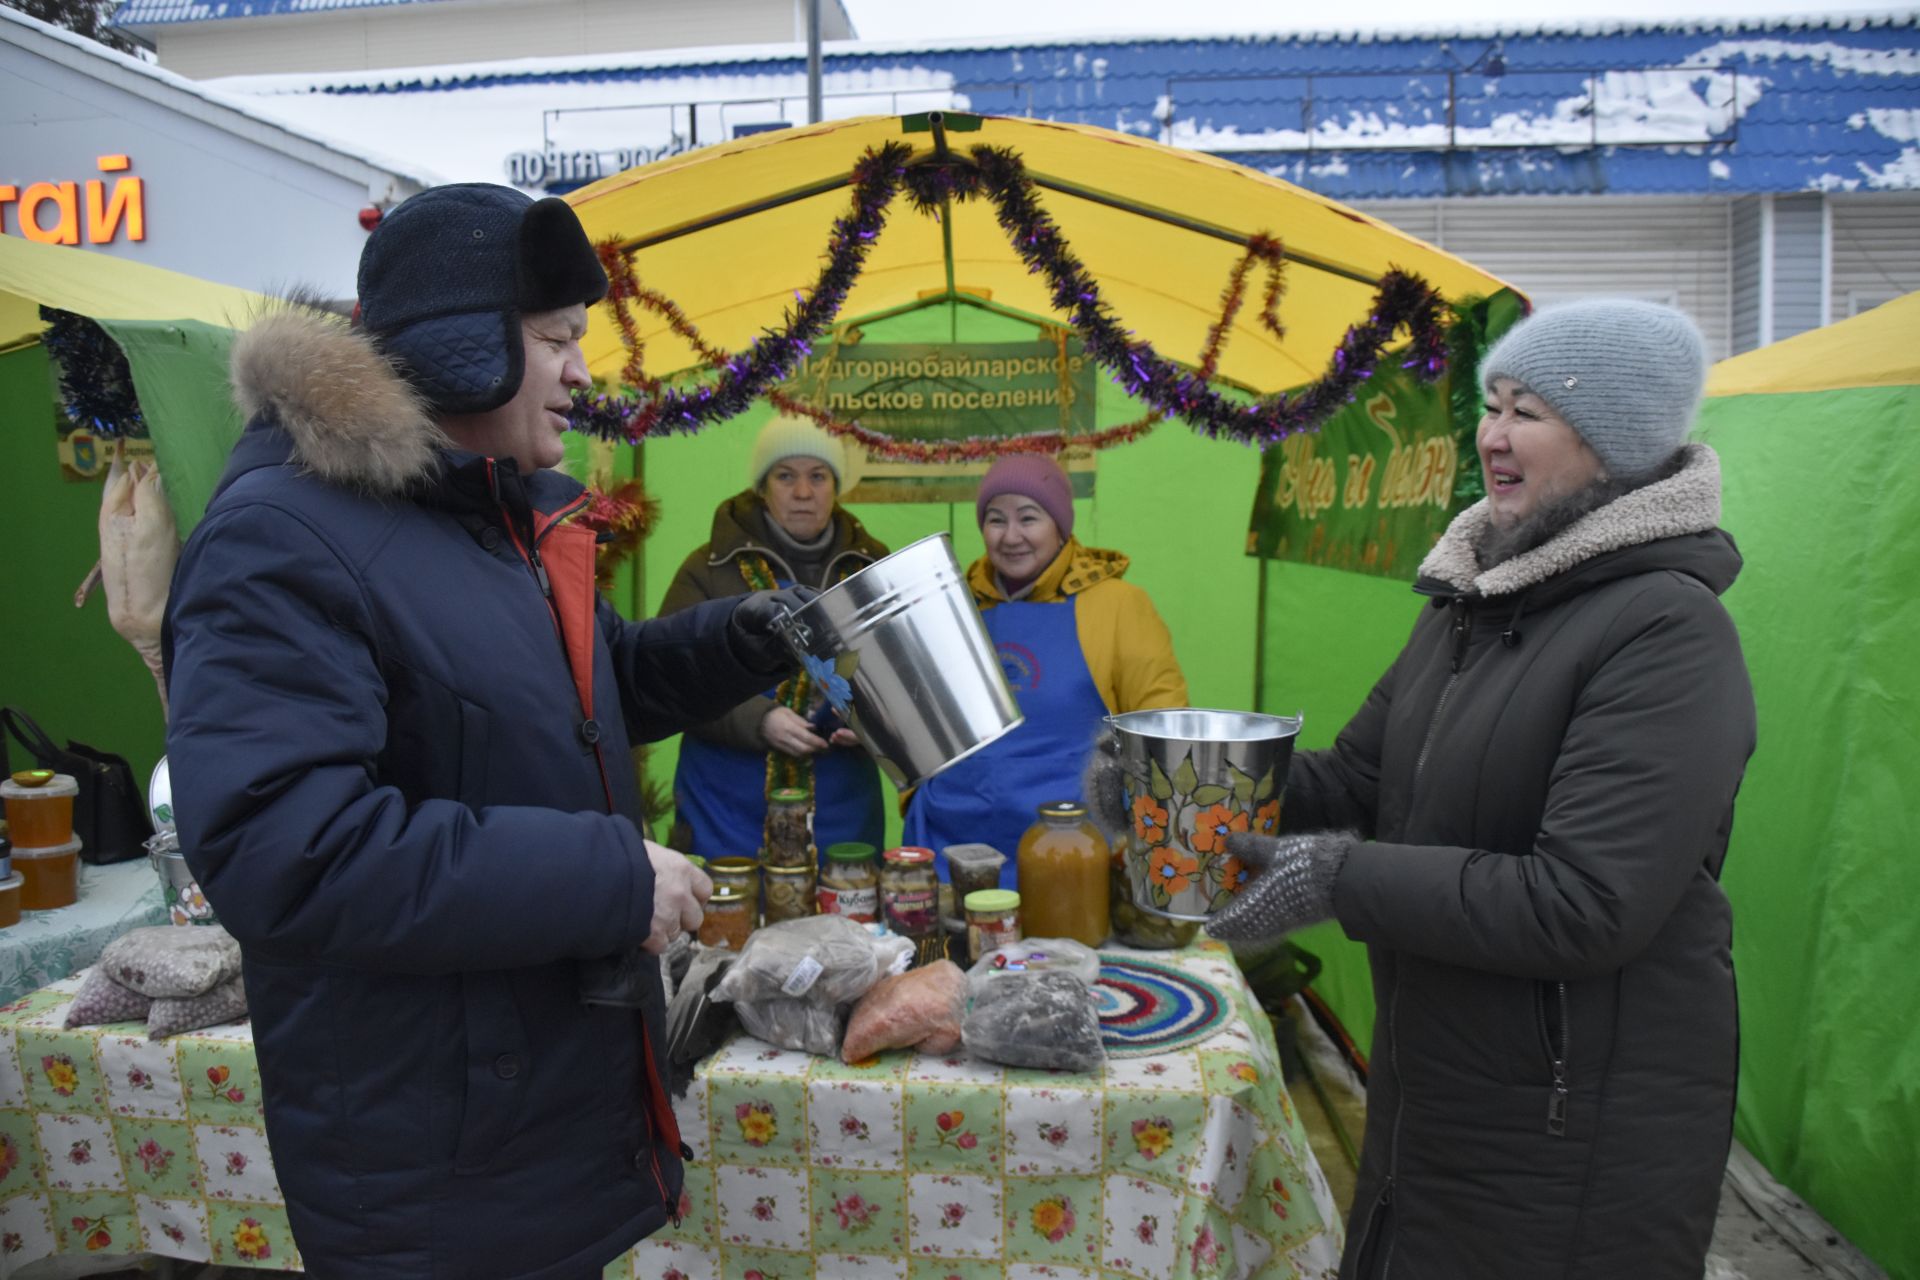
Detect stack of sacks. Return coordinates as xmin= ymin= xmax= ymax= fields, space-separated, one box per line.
xmin=65 ymin=926 xmax=246 ymax=1038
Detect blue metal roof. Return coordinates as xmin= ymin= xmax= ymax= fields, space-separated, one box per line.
xmin=197 ymin=15 xmax=1920 ymax=196
xmin=115 ymin=0 xmax=437 ymax=25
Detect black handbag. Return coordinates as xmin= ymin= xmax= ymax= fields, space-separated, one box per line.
xmin=1 ymin=706 xmax=151 ymax=864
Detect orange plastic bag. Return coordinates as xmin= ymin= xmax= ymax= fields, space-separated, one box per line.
xmin=841 ymin=960 xmax=966 ymax=1063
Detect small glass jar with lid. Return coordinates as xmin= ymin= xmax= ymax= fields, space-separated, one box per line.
xmin=818 ymin=842 xmax=880 ymax=923
xmin=763 ymin=787 xmax=814 ymax=868
xmin=707 ymin=857 xmax=761 ymax=923
xmin=1016 ymin=801 xmax=1111 ymax=948
xmin=964 ymin=889 xmax=1023 ymax=963
xmin=880 ymin=846 xmax=939 ymax=938
xmin=764 ymin=863 xmax=817 ymax=923
xmin=698 ymin=886 xmax=753 ymax=950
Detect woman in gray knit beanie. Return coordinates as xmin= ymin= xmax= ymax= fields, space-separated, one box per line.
xmin=1088 ymin=298 xmax=1757 ymax=1277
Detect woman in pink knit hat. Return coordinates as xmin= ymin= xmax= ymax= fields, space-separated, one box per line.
xmin=902 ymin=454 xmax=1188 ymax=884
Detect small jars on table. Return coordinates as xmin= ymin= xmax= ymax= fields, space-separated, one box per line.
xmin=964 ymin=889 xmax=1022 ymax=963
xmin=818 ymin=842 xmax=880 ymax=923
xmin=698 ymin=886 xmax=753 ymax=950
xmin=764 ymin=864 xmax=817 ymax=924
xmin=707 ymin=857 xmax=761 ymax=925
xmin=880 ymin=846 xmax=939 ymax=938
xmin=763 ymin=787 xmax=814 ymax=868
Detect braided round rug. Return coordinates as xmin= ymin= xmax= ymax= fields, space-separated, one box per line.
xmin=1093 ymin=956 xmax=1232 ymax=1057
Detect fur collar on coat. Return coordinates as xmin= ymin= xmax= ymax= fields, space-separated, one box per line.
xmin=1418 ymin=443 xmax=1723 ymax=597
xmin=229 ymin=304 xmax=446 ymax=497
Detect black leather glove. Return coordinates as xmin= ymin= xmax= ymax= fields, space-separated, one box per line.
xmin=1206 ymin=830 xmax=1358 ymax=942
xmin=1080 ymin=725 xmax=1130 ymax=846
xmin=728 ymin=585 xmax=818 ymax=674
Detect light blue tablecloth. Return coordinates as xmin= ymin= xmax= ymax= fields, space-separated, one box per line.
xmin=0 ymin=861 xmax=169 ymax=1005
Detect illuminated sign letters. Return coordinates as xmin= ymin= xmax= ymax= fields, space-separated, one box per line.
xmin=0 ymin=156 xmax=146 ymax=245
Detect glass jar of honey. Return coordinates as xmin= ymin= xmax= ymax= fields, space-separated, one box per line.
xmin=880 ymin=846 xmax=938 ymax=938
xmin=698 ymin=886 xmax=753 ymax=950
xmin=763 ymin=787 xmax=814 ymax=868
xmin=1015 ymin=801 xmax=1110 ymax=948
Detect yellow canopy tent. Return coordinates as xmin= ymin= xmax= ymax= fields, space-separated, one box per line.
xmin=566 ymin=113 xmax=1514 ymax=396
xmin=0 ymin=233 xmax=263 ymax=353
xmin=0 ymin=233 xmax=267 ymax=532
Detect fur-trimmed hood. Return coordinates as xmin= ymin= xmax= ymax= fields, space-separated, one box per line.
xmin=229 ymin=303 xmax=446 ymax=496
xmin=1419 ymin=443 xmax=1727 ymax=597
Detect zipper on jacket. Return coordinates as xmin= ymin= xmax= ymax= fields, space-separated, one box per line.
xmin=1546 ymin=980 xmax=1571 ymax=1137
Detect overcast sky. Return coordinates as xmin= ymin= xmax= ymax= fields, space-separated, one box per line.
xmin=839 ymin=0 xmax=1915 ymax=41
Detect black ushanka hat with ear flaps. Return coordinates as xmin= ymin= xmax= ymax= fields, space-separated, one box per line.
xmin=356 ymin=183 xmax=609 ymax=415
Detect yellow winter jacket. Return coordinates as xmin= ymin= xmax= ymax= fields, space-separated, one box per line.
xmin=965 ymin=537 xmax=1189 ymax=714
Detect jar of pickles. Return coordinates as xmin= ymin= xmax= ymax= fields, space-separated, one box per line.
xmin=880 ymin=846 xmax=938 ymax=938
xmin=1016 ymin=801 xmax=1110 ymax=948
xmin=699 ymin=886 xmax=752 ymax=950
xmin=964 ymin=889 xmax=1022 ymax=962
xmin=764 ymin=863 xmax=817 ymax=923
xmin=818 ymin=842 xmax=879 ymax=923
xmin=1109 ymin=856 xmax=1200 ymax=950
xmin=763 ymin=787 xmax=814 ymax=868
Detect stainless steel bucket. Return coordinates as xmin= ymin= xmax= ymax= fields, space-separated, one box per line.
xmin=774 ymin=533 xmax=1023 ymax=789
xmin=1107 ymin=708 xmax=1304 ymax=922
xmin=145 ymin=829 xmax=219 ymax=927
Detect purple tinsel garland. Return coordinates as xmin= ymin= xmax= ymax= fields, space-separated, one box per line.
xmin=572 ymin=142 xmax=1450 ymax=448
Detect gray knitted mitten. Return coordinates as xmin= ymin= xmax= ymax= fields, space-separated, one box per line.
xmin=1080 ymin=726 xmax=1130 ymax=846
xmin=1206 ymin=831 xmax=1359 ymax=942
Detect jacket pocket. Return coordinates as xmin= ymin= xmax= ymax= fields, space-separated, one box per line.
xmin=452 ymin=972 xmax=529 ymax=1174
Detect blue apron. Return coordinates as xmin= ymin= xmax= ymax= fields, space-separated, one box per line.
xmin=674 ymin=572 xmax=886 ymax=862
xmin=902 ymin=597 xmax=1108 ymax=887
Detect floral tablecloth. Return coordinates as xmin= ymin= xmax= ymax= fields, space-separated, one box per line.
xmin=0 ymin=945 xmax=1343 ymax=1279
xmin=0 ymin=861 xmax=170 ymax=1005
xmin=636 ymin=943 xmax=1345 ymax=1280
xmin=0 ymin=972 xmax=291 ymax=1276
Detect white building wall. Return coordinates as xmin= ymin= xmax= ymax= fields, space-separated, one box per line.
xmin=1829 ymin=193 xmax=1920 ymax=319
xmin=147 ymin=0 xmax=856 ymax=79
xmin=3 ymin=39 xmax=420 ymax=297
xmin=1349 ymin=195 xmax=1735 ymax=359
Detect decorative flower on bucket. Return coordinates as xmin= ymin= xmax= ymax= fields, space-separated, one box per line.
xmin=1189 ymin=802 xmax=1248 ymax=855
xmin=1147 ymin=845 xmax=1200 ymax=898
xmin=1131 ymin=794 xmax=1170 ymax=847
xmin=802 ymin=652 xmax=853 ymax=716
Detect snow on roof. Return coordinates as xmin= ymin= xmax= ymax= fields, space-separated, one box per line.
xmin=2 ymin=4 xmax=443 ymax=186
xmin=114 ymin=0 xmax=441 ymax=26
xmin=195 ymin=15 xmax=1920 ymax=198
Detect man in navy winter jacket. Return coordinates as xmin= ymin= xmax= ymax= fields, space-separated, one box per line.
xmin=163 ymin=185 xmax=805 ymax=1278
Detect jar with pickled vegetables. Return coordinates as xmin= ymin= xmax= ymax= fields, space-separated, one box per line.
xmin=818 ymin=842 xmax=879 ymax=923
xmin=1108 ymin=859 xmax=1200 ymax=950
xmin=763 ymin=787 xmax=814 ymax=868
xmin=1015 ymin=801 xmax=1109 ymax=948
xmin=881 ymin=846 xmax=938 ymax=938
xmin=764 ymin=864 xmax=816 ymax=923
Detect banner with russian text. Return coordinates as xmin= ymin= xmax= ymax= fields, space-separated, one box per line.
xmin=1245 ymin=291 xmax=1524 ymax=579
xmin=783 ymin=337 xmax=1099 ymax=503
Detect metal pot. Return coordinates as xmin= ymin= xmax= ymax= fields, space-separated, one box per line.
xmin=145 ymin=757 xmax=215 ymax=925
xmin=1107 ymin=708 xmax=1303 ymax=922
xmin=774 ymin=533 xmax=1023 ymax=789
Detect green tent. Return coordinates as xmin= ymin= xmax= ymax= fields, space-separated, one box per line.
xmin=1697 ymin=292 xmax=1920 ymax=1279
xmin=1265 ymin=291 xmax=1920 ymax=1279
